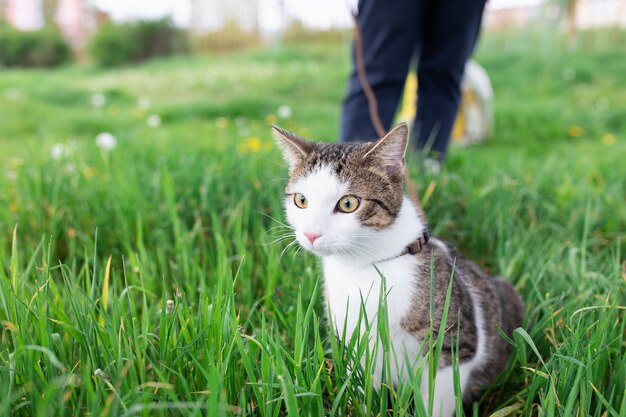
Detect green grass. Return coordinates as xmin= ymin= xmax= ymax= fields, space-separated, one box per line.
xmin=0 ymin=38 xmax=625 ymax=416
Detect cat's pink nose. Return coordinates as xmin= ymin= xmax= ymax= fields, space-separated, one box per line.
xmin=304 ymin=232 xmax=321 ymax=244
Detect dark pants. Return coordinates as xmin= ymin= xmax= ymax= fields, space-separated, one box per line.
xmin=340 ymin=0 xmax=486 ymax=160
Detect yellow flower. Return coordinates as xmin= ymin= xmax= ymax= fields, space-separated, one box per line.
xmin=247 ymin=136 xmax=261 ymax=152
xmin=568 ymin=125 xmax=583 ymax=138
xmin=83 ymin=167 xmax=95 ymax=178
xmin=216 ymin=117 xmax=228 ymax=129
xmin=602 ymin=133 xmax=616 ymax=145
xmin=8 ymin=158 xmax=23 ymax=169
xmin=265 ymin=114 xmax=277 ymax=125
xmin=238 ymin=136 xmax=262 ymax=153
xmin=9 ymin=203 xmax=18 ymax=213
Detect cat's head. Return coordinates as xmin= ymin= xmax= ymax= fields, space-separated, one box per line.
xmin=274 ymin=123 xmax=409 ymax=258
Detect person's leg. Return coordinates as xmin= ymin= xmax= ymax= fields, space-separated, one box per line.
xmin=413 ymin=0 xmax=487 ymax=159
xmin=340 ymin=0 xmax=420 ymax=142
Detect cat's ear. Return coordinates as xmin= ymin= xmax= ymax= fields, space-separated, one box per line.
xmin=272 ymin=126 xmax=312 ymax=172
xmin=363 ymin=123 xmax=409 ymax=178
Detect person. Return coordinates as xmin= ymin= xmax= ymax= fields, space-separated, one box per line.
xmin=340 ymin=0 xmax=487 ymax=166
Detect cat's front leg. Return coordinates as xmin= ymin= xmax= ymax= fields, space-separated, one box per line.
xmin=420 ymin=364 xmax=473 ymax=417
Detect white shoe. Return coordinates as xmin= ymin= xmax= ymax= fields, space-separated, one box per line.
xmin=423 ymin=157 xmax=441 ymax=175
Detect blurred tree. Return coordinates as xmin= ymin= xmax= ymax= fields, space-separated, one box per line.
xmin=565 ymin=0 xmax=579 ymax=49
xmin=552 ymin=0 xmax=580 ymax=49
xmin=42 ymin=0 xmax=58 ymax=24
xmin=0 ymin=23 xmax=71 ymax=67
xmin=89 ymin=19 xmax=187 ymax=66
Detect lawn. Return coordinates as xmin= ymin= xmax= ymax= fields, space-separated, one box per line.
xmin=0 ymin=38 xmax=625 ymax=416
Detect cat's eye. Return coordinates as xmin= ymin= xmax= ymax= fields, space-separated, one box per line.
xmin=294 ymin=193 xmax=308 ymax=209
xmin=337 ymin=195 xmax=360 ymax=213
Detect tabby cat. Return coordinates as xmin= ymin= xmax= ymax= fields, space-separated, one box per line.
xmin=274 ymin=123 xmax=524 ymax=416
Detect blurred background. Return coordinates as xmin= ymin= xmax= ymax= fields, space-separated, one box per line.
xmin=2 ymin=0 xmax=626 ymax=66
xmin=3 ymin=0 xmax=626 ymax=146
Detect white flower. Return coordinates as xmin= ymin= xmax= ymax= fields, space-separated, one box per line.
xmin=4 ymin=88 xmax=21 ymax=101
xmin=4 ymin=170 xmax=17 ymax=181
xmin=137 ymin=96 xmax=151 ymax=110
xmin=91 ymin=93 xmax=106 ymax=108
xmin=51 ymin=143 xmax=66 ymax=160
xmin=146 ymin=114 xmax=162 ymax=128
xmin=96 ymin=132 xmax=117 ymax=150
xmin=277 ymin=105 xmax=293 ymax=119
xmin=307 ymin=63 xmax=320 ymax=73
xmin=562 ymin=67 xmax=576 ymax=81
xmin=595 ymin=98 xmax=609 ymax=111
xmin=93 ymin=368 xmax=111 ymax=382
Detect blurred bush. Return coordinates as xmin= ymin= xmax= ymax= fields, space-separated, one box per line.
xmin=87 ymin=22 xmax=137 ymax=66
xmin=282 ymin=20 xmax=349 ymax=44
xmin=89 ymin=19 xmax=188 ymax=66
xmin=190 ymin=22 xmax=261 ymax=53
xmin=0 ymin=23 xmax=71 ymax=68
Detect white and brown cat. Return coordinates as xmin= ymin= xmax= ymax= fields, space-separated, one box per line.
xmin=273 ymin=123 xmax=524 ymax=417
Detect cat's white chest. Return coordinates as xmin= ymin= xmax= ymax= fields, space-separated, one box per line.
xmin=322 ymin=255 xmax=422 ymax=384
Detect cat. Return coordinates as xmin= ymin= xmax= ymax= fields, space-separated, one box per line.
xmin=273 ymin=122 xmax=524 ymax=417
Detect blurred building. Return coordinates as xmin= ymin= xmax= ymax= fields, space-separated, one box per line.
xmin=188 ymin=0 xmax=352 ymax=39
xmin=576 ymin=0 xmax=626 ymax=28
xmin=4 ymin=0 xmax=44 ymax=30
xmin=190 ymin=0 xmax=260 ymax=33
xmin=484 ymin=0 xmax=546 ymax=30
xmin=484 ymin=0 xmax=626 ymax=30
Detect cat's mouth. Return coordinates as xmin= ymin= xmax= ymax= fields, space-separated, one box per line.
xmin=299 ymin=239 xmax=327 ymax=255
xmin=297 ymin=235 xmax=351 ymax=257
xmin=296 ymin=234 xmax=326 ymax=255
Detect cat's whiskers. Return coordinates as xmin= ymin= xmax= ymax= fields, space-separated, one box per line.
xmin=280 ymin=239 xmax=300 ymax=259
xmin=258 ymin=155 xmax=290 ymax=171
xmin=264 ymin=231 xmax=296 ymax=245
xmin=350 ymin=239 xmax=379 ymax=254
xmin=346 ymin=244 xmax=375 ymax=266
xmin=330 ymin=240 xmax=371 ymax=266
xmin=260 ymin=226 xmax=295 ymax=248
xmin=267 ymin=230 xmax=294 ymax=239
xmin=257 ymin=211 xmax=294 ymax=229
xmin=263 ymin=176 xmax=290 ymax=186
xmin=348 ymin=239 xmax=380 ymax=258
xmin=258 ymin=211 xmax=297 ymax=251
xmin=266 ymin=224 xmax=294 ymax=232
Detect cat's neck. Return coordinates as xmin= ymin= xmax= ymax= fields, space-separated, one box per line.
xmin=325 ymin=195 xmax=426 ymax=267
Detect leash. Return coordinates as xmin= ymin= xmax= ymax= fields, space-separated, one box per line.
xmin=350 ymin=11 xmax=428 ymax=224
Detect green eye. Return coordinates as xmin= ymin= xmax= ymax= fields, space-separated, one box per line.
xmin=294 ymin=193 xmax=308 ymax=209
xmin=337 ymin=195 xmax=360 ymax=213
